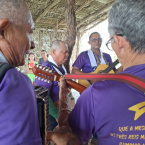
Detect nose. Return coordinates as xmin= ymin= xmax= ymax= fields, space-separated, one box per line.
xmin=30 ymin=41 xmax=35 ymax=49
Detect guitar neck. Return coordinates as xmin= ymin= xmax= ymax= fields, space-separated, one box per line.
xmin=65 ymin=79 xmax=86 ymax=93
xmin=103 ymin=59 xmax=119 ymax=73
xmin=32 ymin=65 xmax=87 ymax=93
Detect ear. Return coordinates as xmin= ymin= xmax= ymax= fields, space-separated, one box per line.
xmin=0 ymin=18 xmax=10 ymax=31
xmin=113 ymin=35 xmax=124 ymax=49
xmin=52 ymin=49 xmax=56 ymax=55
xmin=88 ymin=40 xmax=91 ymax=45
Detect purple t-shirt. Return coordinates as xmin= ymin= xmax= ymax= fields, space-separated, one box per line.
xmin=35 ymin=61 xmax=65 ymax=103
xmin=72 ymin=50 xmax=113 ymax=73
xmin=0 ymin=68 xmax=42 ymax=145
xmin=69 ymin=64 xmax=145 ymax=145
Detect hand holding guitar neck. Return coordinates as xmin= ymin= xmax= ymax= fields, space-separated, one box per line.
xmin=32 ymin=64 xmax=86 ymax=93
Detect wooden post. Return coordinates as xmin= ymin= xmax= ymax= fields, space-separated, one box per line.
xmin=65 ymin=0 xmax=76 ymax=73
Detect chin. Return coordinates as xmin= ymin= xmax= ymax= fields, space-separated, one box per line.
xmin=94 ymin=47 xmax=100 ymax=50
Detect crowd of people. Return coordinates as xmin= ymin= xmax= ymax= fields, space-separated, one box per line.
xmin=1 ymin=0 xmax=145 ymax=145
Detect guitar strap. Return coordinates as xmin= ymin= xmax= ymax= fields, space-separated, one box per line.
xmin=0 ymin=62 xmax=13 ymax=83
xmin=64 ymin=73 xmax=145 ymax=93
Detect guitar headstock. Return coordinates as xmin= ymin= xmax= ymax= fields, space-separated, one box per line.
xmin=32 ymin=64 xmax=61 ymax=82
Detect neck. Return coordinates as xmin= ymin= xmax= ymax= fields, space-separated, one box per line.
xmin=122 ymin=51 xmax=145 ymax=70
xmin=29 ymin=60 xmax=34 ymax=62
xmin=91 ymin=48 xmax=100 ymax=55
xmin=52 ymin=57 xmax=61 ymax=67
xmin=43 ymin=56 xmax=48 ymax=61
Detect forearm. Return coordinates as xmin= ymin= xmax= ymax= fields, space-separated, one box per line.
xmin=58 ymin=87 xmax=72 ymax=128
xmin=71 ymin=67 xmax=87 ymax=75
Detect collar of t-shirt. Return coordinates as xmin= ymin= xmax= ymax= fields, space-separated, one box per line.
xmin=48 ymin=55 xmax=67 ymax=75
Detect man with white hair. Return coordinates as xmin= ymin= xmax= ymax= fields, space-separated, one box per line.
xmin=0 ymin=0 xmax=42 ymax=144
xmin=35 ymin=40 xmax=69 ymax=131
xmin=47 ymin=0 xmax=145 ymax=145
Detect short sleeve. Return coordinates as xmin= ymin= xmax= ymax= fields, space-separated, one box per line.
xmin=72 ymin=52 xmax=87 ymax=70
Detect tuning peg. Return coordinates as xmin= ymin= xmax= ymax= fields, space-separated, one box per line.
xmin=44 ymin=79 xmax=47 ymax=82
xmin=48 ymin=80 xmax=50 ymax=83
xmin=54 ymin=75 xmax=56 ymax=81
xmin=49 ymin=70 xmax=52 ymax=73
xmin=35 ymin=76 xmax=37 ymax=78
xmin=39 ymin=66 xmax=42 ymax=69
xmin=38 ymin=77 xmax=41 ymax=80
xmin=42 ymin=67 xmax=45 ymax=70
xmin=46 ymin=69 xmax=49 ymax=72
xmin=41 ymin=78 xmax=44 ymax=81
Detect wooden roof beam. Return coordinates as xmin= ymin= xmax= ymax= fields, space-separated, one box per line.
xmin=35 ymin=0 xmax=61 ymax=23
xmin=77 ymin=0 xmax=114 ymax=28
xmin=54 ymin=0 xmax=94 ymax=29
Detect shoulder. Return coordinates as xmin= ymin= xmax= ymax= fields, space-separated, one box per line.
xmin=103 ymin=53 xmax=112 ymax=62
xmin=42 ymin=61 xmax=54 ymax=69
xmin=80 ymin=50 xmax=88 ymax=55
xmin=103 ymin=52 xmax=111 ymax=58
xmin=2 ymin=67 xmax=31 ymax=84
xmin=76 ymin=51 xmax=89 ymax=59
xmin=39 ymin=58 xmax=43 ymax=61
xmin=91 ymin=79 xmax=134 ymax=99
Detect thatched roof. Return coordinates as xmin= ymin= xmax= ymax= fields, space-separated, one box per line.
xmin=25 ymin=0 xmax=115 ymax=32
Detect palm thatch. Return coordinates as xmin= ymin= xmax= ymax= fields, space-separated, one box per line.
xmin=25 ymin=0 xmax=115 ymax=32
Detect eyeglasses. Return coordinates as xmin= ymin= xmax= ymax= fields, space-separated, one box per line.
xmin=106 ymin=34 xmax=124 ymax=51
xmin=90 ymin=38 xmax=102 ymax=42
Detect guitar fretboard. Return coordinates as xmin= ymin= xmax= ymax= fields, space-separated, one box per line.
xmin=103 ymin=59 xmax=119 ymax=73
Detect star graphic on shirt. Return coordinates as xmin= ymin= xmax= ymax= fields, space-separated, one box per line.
xmin=128 ymin=101 xmax=145 ymax=121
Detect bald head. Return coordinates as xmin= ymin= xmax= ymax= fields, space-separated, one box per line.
xmin=0 ymin=0 xmax=33 ymax=26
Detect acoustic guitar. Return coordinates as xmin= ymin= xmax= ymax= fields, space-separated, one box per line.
xmin=32 ymin=65 xmax=86 ymax=93
xmin=78 ymin=59 xmax=119 ymax=87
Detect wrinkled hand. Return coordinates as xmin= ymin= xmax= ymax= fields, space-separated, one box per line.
xmin=47 ymin=126 xmax=73 ymax=145
xmin=47 ymin=126 xmax=82 ymax=145
xmin=54 ymin=101 xmax=59 ymax=109
xmin=59 ymin=77 xmax=71 ymax=102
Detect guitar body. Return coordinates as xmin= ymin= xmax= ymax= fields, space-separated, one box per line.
xmin=79 ymin=64 xmax=115 ymax=87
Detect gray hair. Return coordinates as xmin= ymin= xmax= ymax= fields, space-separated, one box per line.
xmin=50 ymin=40 xmax=66 ymax=53
xmin=108 ymin=0 xmax=145 ymax=53
xmin=0 ymin=0 xmax=33 ymax=26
